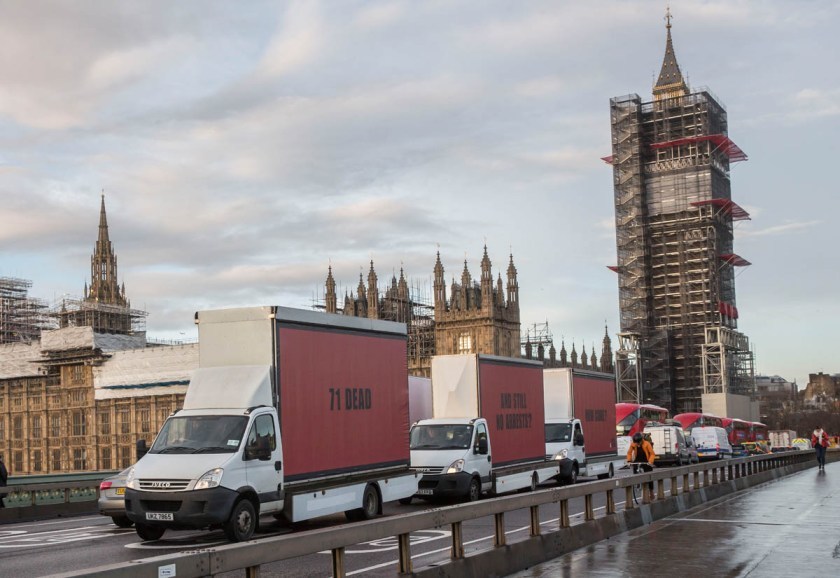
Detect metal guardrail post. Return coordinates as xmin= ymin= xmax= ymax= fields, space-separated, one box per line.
xmin=670 ymin=475 xmax=678 ymax=497
xmin=398 ymin=532 xmax=412 ymax=573
xmin=560 ymin=498 xmax=571 ymax=526
xmin=727 ymin=463 xmax=733 ymax=480
xmin=494 ymin=512 xmax=506 ymax=547
xmin=656 ymin=479 xmax=664 ymax=500
xmin=606 ymin=489 xmax=615 ymax=514
xmin=682 ymin=473 xmax=689 ymax=493
xmin=451 ymin=521 xmax=464 ymax=559
xmin=332 ymin=546 xmax=345 ymax=578
xmin=584 ymin=493 xmax=594 ymax=521
xmin=693 ymin=470 xmax=700 ymax=490
xmin=529 ymin=505 xmax=540 ymax=536
xmin=624 ymin=486 xmax=634 ymax=510
xmin=712 ymin=467 xmax=718 ymax=484
xmin=245 ymin=564 xmax=261 ymax=578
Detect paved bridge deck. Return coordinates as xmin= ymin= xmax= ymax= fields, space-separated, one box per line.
xmin=511 ymin=460 xmax=838 ymax=577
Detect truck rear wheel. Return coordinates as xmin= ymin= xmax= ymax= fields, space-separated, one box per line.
xmin=597 ymin=464 xmax=614 ymax=480
xmin=346 ymin=484 xmax=381 ymax=521
xmin=135 ymin=523 xmax=165 ymax=541
xmin=224 ymin=498 xmax=257 ymax=542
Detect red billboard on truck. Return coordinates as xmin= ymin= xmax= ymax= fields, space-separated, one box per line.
xmin=276 ymin=317 xmax=410 ymax=481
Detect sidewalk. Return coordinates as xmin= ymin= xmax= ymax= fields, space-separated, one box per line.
xmin=510 ymin=460 xmax=839 ymax=577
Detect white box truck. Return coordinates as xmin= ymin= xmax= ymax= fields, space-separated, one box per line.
xmin=543 ymin=368 xmax=621 ymax=484
xmin=125 ymin=306 xmax=418 ymax=541
xmin=407 ymin=354 xmax=560 ymax=502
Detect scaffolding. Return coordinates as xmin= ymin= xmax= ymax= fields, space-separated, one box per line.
xmin=51 ymin=297 xmax=147 ymax=335
xmin=609 ymin=89 xmax=754 ymax=412
xmin=0 ymin=277 xmax=53 ymax=344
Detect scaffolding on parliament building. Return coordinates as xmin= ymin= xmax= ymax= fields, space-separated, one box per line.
xmin=0 ymin=277 xmax=53 ymax=344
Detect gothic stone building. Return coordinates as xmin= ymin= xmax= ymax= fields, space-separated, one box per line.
xmin=0 ymin=196 xmax=196 ymax=475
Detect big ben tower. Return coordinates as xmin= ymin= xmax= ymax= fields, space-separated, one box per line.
xmin=608 ymin=11 xmax=754 ymax=414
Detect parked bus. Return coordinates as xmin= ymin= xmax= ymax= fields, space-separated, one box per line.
xmin=672 ymin=412 xmax=724 ymax=432
xmin=616 ymin=403 xmax=669 ymax=437
xmin=750 ymin=422 xmax=769 ymax=442
xmin=722 ymin=417 xmax=751 ymax=446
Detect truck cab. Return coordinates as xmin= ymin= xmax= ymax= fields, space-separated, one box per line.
xmin=544 ymin=418 xmax=583 ymax=483
xmin=125 ymin=366 xmax=283 ymax=542
xmin=409 ymin=418 xmax=490 ymax=502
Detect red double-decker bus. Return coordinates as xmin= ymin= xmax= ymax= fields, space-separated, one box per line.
xmin=672 ymin=412 xmax=724 ymax=432
xmin=616 ymin=403 xmax=669 ymax=437
xmin=722 ymin=417 xmax=751 ymax=445
xmin=750 ymin=422 xmax=769 ymax=442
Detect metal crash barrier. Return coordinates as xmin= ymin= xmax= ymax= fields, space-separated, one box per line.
xmin=44 ymin=450 xmax=828 ymax=578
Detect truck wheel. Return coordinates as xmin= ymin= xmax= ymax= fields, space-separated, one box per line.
xmin=135 ymin=523 xmax=165 ymax=541
xmin=467 ymin=477 xmax=481 ymax=502
xmin=566 ymin=466 xmax=578 ymax=486
xmin=346 ymin=484 xmax=381 ymax=521
xmin=111 ymin=515 xmax=134 ymax=528
xmin=597 ymin=464 xmax=615 ymax=480
xmin=224 ymin=499 xmax=257 ymax=542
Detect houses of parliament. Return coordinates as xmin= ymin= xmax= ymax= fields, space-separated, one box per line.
xmin=0 ymin=199 xmax=614 ymax=476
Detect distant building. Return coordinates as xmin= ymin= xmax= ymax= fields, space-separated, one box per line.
xmin=802 ymin=372 xmax=840 ymax=411
xmin=754 ymin=374 xmax=797 ymax=419
xmin=325 ymin=246 xmax=614 ymax=377
xmin=608 ymin=12 xmax=754 ymax=413
xmin=0 ymin=197 xmax=195 ymax=475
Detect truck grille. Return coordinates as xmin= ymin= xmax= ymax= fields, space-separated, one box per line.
xmin=138 ymin=479 xmax=191 ymax=491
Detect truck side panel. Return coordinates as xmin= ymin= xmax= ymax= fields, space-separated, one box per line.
xmin=478 ymin=357 xmax=545 ymax=467
xmin=571 ymin=372 xmax=617 ymax=457
xmin=277 ymin=323 xmax=410 ymax=481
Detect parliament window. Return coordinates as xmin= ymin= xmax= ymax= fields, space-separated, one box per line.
xmin=72 ymin=411 xmax=86 ymax=436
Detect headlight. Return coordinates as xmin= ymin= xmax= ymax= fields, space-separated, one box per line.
xmin=552 ymin=449 xmax=569 ymax=460
xmin=195 ymin=467 xmax=224 ymax=490
xmin=445 ymin=459 xmax=465 ymax=474
xmin=125 ymin=466 xmax=137 ymax=489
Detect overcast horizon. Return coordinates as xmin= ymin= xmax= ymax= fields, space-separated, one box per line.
xmin=1 ymin=1 xmax=838 ymax=388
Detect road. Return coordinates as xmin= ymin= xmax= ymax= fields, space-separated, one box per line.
xmin=0 ymin=470 xmax=652 ymax=577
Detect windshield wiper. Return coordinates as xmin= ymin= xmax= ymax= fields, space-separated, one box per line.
xmin=193 ymin=446 xmax=235 ymax=453
xmin=156 ymin=446 xmax=196 ymax=454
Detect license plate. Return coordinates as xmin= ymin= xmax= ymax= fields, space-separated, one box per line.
xmin=146 ymin=512 xmax=173 ymax=521
xmin=416 ymin=489 xmax=434 ymax=495
xmin=115 ymin=488 xmax=125 ymax=496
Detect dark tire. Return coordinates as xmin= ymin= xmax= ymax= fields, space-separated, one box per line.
xmin=111 ymin=515 xmax=134 ymax=528
xmin=597 ymin=463 xmax=615 ymax=480
xmin=346 ymin=484 xmax=380 ymax=522
xmin=568 ymin=465 xmax=579 ymax=485
xmin=224 ymin=499 xmax=257 ymax=542
xmin=676 ymin=455 xmax=684 ymax=467
xmin=135 ymin=523 xmax=165 ymax=541
xmin=398 ymin=496 xmax=413 ymax=505
xmin=467 ymin=477 xmax=481 ymax=502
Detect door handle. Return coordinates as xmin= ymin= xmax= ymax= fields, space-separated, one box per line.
xmin=487 ymin=455 xmax=491 ymax=462
xmin=275 ymin=460 xmax=282 ymax=472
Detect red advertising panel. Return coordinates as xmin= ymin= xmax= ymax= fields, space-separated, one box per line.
xmin=277 ymin=323 xmax=409 ymax=481
xmin=571 ymin=372 xmax=617 ymax=457
xmin=477 ymin=357 xmax=545 ymax=467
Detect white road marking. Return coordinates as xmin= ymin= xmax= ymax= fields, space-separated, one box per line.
xmin=0 ymin=526 xmax=129 ymax=548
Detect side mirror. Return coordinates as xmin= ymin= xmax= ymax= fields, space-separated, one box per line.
xmin=476 ymin=437 xmax=489 ymax=455
xmin=574 ymin=433 xmax=585 ymax=446
xmin=136 ymin=439 xmax=148 ymax=460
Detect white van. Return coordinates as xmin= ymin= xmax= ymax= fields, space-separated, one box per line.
xmin=643 ymin=425 xmax=691 ymax=466
xmin=690 ymin=426 xmax=732 ymax=460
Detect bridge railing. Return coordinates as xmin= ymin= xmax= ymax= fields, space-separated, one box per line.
xmin=0 ymin=471 xmax=117 ymax=521
xmin=48 ymin=450 xmax=820 ymax=578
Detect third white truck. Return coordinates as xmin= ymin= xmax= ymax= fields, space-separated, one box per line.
xmin=544 ymin=367 xmax=621 ymax=484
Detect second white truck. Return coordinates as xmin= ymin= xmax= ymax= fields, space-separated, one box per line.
xmin=407 ymin=354 xmax=560 ymax=502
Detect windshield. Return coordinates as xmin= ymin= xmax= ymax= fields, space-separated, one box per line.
xmin=150 ymin=415 xmax=248 ymax=454
xmin=545 ymin=423 xmax=573 ymax=443
xmin=410 ymin=424 xmax=473 ymax=450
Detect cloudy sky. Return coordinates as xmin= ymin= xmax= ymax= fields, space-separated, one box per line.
xmin=1 ymin=1 xmax=837 ymax=386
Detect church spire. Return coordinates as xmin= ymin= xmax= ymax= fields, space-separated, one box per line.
xmin=325 ymin=265 xmax=337 ymax=314
xmin=88 ymin=193 xmax=126 ymax=306
xmin=653 ymin=6 xmax=688 ymax=101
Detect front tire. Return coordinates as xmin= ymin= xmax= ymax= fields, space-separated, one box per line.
xmin=111 ymin=515 xmax=133 ymax=528
xmin=135 ymin=523 xmax=165 ymax=541
xmin=467 ymin=477 xmax=481 ymax=502
xmin=224 ymin=499 xmax=257 ymax=542
xmin=597 ymin=463 xmax=615 ymax=480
